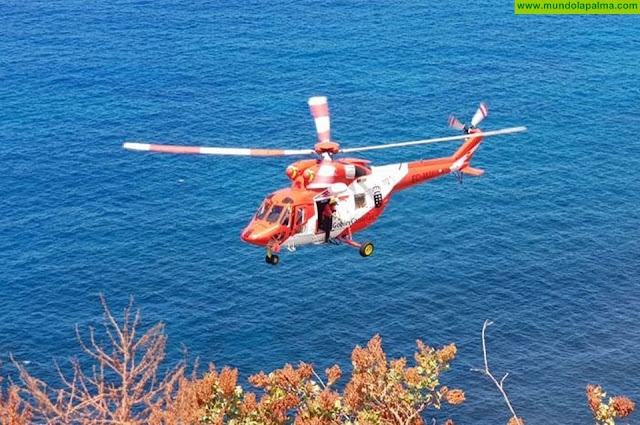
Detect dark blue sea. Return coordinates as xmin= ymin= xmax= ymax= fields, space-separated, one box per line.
xmin=2 ymin=1 xmax=639 ymax=423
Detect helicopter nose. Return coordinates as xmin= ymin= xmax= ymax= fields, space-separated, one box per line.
xmin=241 ymin=222 xmax=280 ymax=246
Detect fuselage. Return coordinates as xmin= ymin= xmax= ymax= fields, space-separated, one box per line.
xmin=240 ymin=130 xmax=484 ymax=251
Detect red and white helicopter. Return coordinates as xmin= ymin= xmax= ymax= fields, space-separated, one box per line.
xmin=124 ymin=97 xmax=526 ymax=265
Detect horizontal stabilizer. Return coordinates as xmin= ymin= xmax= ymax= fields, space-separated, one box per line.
xmin=461 ymin=166 xmax=484 ymax=176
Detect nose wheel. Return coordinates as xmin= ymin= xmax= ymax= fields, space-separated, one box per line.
xmin=265 ymin=248 xmax=280 ymax=265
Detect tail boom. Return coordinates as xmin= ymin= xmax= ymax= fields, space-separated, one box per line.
xmin=393 ymin=157 xmax=453 ymax=191
xmin=393 ymin=130 xmax=486 ymax=191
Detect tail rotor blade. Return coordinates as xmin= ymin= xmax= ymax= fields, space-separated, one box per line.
xmin=448 ymin=115 xmax=466 ymax=131
xmin=471 ymin=102 xmax=489 ymax=127
xmin=308 ymin=96 xmax=331 ymax=143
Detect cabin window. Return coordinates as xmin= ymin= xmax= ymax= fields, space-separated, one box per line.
xmin=354 ymin=193 xmax=366 ymax=209
xmin=355 ymin=166 xmax=368 ymax=177
xmin=345 ymin=164 xmax=355 ymax=179
xmin=266 ymin=205 xmax=283 ymax=223
xmin=255 ymin=201 xmax=271 ymax=220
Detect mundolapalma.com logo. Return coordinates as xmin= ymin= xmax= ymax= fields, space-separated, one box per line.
xmin=515 ymin=0 xmax=640 ymax=13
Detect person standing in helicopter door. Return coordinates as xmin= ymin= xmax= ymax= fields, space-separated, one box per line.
xmin=322 ymin=198 xmax=337 ymax=242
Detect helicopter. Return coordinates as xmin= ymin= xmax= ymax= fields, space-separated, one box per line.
xmin=123 ymin=97 xmax=526 ymax=265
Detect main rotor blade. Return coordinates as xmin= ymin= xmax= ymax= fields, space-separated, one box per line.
xmin=339 ymin=126 xmax=527 ymax=154
xmin=308 ymin=96 xmax=331 ymax=143
xmin=122 ymin=142 xmax=315 ymax=157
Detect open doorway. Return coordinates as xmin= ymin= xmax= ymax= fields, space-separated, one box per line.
xmin=316 ymin=199 xmax=330 ymax=233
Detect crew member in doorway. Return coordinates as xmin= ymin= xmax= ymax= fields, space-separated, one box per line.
xmin=322 ymin=198 xmax=337 ymax=242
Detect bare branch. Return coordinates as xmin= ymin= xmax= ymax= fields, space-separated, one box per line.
xmin=472 ymin=319 xmax=521 ymax=422
xmin=500 ymin=373 xmax=509 ymax=386
xmin=312 ymin=368 xmax=326 ymax=390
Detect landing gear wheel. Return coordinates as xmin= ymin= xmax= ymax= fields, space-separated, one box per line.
xmin=359 ymin=241 xmax=374 ymax=257
xmin=265 ymin=254 xmax=280 ymax=265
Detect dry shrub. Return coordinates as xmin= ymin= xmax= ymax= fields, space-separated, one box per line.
xmin=12 ymin=296 xmax=184 ymax=424
xmin=0 ymin=377 xmax=32 ymax=425
xmin=5 ymin=299 xmax=466 ymax=424
xmin=587 ymin=384 xmax=635 ymax=425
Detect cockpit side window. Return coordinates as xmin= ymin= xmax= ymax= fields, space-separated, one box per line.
xmin=255 ymin=201 xmax=271 ymax=220
xmin=294 ymin=207 xmax=306 ymax=234
xmin=295 ymin=207 xmax=305 ymax=226
xmin=281 ymin=207 xmax=291 ymax=227
xmin=266 ymin=205 xmax=284 ymax=223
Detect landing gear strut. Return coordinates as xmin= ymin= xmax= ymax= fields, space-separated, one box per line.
xmin=339 ymin=229 xmax=375 ymax=258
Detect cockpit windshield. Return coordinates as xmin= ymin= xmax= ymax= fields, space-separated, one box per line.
xmin=266 ymin=205 xmax=284 ymax=223
xmin=255 ymin=201 xmax=271 ymax=220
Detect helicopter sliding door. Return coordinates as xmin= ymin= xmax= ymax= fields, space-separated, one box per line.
xmin=290 ymin=204 xmax=314 ymax=235
xmin=281 ymin=203 xmax=322 ymax=249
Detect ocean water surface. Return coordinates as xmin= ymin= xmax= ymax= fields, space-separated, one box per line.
xmin=1 ymin=1 xmax=639 ymax=423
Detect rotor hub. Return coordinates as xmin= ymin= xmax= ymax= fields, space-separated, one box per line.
xmin=314 ymin=141 xmax=340 ymax=156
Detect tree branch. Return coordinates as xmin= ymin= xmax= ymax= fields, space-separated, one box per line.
xmin=472 ymin=319 xmax=520 ymax=422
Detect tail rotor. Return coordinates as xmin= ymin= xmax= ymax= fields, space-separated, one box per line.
xmin=447 ymin=115 xmax=466 ymax=132
xmin=471 ymin=102 xmax=489 ymax=127
xmin=449 ymin=102 xmax=489 ymax=133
